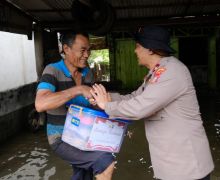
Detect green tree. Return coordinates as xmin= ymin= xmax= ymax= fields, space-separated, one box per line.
xmin=88 ymin=49 xmax=109 ymax=65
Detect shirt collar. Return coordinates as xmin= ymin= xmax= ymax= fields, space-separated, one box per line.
xmin=60 ymin=59 xmax=89 ymax=78
xmin=60 ymin=59 xmax=72 ymax=78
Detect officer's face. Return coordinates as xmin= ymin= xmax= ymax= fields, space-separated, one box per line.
xmin=64 ymin=35 xmax=91 ymax=68
xmin=135 ymin=43 xmax=151 ymax=67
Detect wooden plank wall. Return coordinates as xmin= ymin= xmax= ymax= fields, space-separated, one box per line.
xmin=114 ymin=38 xmax=147 ymax=90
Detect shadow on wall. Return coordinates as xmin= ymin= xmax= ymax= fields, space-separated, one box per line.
xmin=0 ymin=83 xmax=37 ymax=143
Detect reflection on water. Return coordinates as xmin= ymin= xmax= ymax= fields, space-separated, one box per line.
xmin=1 ymin=147 xmax=55 ymax=180
xmin=0 ymin=132 xmax=72 ymax=180
xmin=0 ymin=96 xmax=220 ymax=180
xmin=0 ymin=143 xmax=55 ymax=180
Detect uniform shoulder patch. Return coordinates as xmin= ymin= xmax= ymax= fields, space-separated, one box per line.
xmin=149 ymin=67 xmax=166 ymax=83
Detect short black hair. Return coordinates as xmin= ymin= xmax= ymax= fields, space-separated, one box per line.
xmin=150 ymin=49 xmax=170 ymax=57
xmin=59 ymin=31 xmax=89 ymax=47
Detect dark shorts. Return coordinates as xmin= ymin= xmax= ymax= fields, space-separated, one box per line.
xmin=52 ymin=140 xmax=115 ymax=180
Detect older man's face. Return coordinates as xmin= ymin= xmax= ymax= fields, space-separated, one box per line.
xmin=65 ymin=34 xmax=91 ymax=68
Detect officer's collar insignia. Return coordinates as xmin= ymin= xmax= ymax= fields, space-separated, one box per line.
xmin=149 ymin=67 xmax=166 ymax=83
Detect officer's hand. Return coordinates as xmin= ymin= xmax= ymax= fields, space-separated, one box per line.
xmin=90 ymin=84 xmax=110 ymax=110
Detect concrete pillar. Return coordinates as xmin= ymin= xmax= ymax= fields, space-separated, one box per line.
xmin=208 ymin=32 xmax=217 ymax=89
xmin=34 ymin=26 xmax=44 ymax=79
xmin=170 ymin=37 xmax=179 ymax=58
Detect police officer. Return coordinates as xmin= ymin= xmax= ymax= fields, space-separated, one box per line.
xmin=90 ymin=26 xmax=214 ymax=180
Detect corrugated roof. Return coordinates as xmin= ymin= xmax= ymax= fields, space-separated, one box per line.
xmin=4 ymin=0 xmax=220 ymax=33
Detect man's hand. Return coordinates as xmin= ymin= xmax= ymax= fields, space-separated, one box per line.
xmin=88 ymin=98 xmax=97 ymax=106
xmin=78 ymin=85 xmax=92 ymax=99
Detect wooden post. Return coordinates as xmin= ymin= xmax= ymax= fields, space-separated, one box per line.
xmin=208 ymin=31 xmax=217 ymax=89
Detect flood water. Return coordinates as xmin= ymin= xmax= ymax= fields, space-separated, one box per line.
xmin=0 ymin=96 xmax=220 ymax=180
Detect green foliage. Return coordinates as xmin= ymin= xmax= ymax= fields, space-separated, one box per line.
xmin=88 ymin=49 xmax=109 ymax=65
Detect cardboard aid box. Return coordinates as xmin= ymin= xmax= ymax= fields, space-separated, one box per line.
xmin=62 ymin=105 xmax=129 ymax=153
